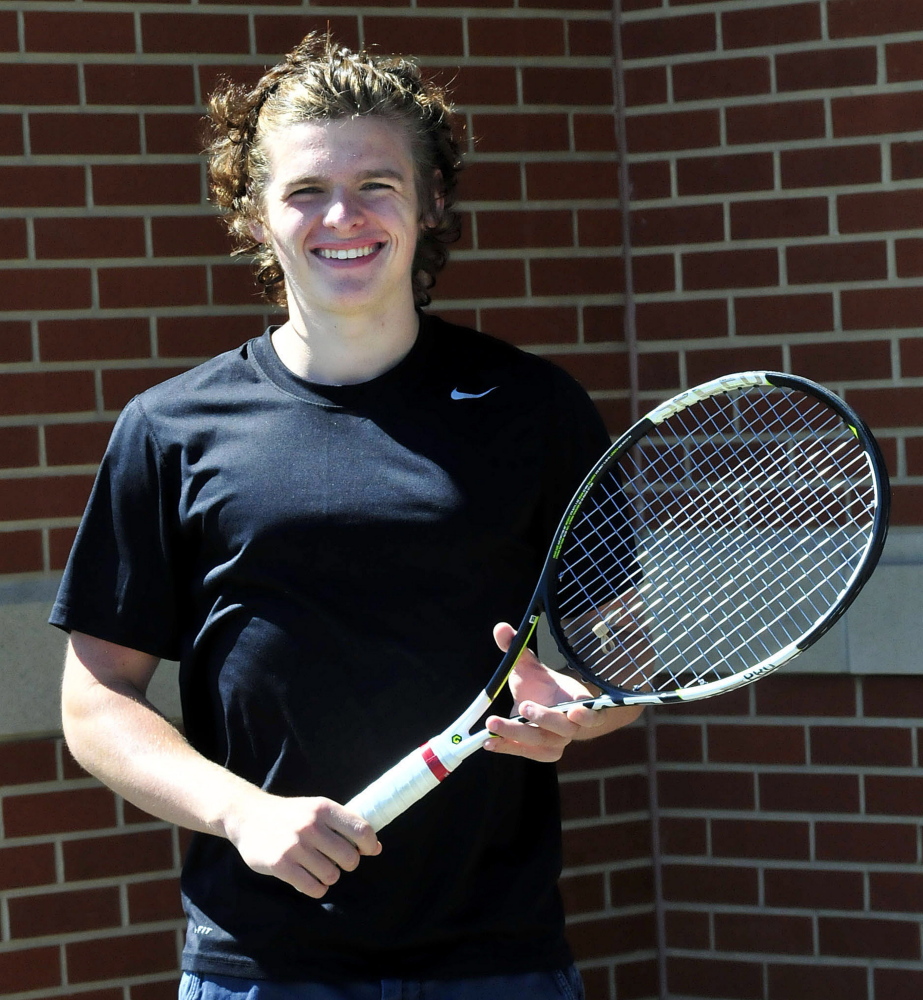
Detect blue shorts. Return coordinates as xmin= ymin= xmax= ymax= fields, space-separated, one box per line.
xmin=179 ymin=967 xmax=585 ymax=1000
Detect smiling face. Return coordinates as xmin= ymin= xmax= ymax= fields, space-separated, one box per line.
xmin=251 ymin=116 xmax=425 ymax=326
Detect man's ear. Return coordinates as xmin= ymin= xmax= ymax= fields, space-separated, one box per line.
xmin=422 ymin=170 xmax=445 ymax=229
xmin=248 ymin=219 xmax=266 ymax=244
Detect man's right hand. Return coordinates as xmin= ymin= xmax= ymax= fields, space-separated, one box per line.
xmin=223 ymin=794 xmax=382 ymax=897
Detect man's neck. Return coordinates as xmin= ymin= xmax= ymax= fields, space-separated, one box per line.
xmin=272 ymin=298 xmax=420 ymax=386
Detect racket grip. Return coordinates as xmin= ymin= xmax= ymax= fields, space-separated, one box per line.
xmin=345 ymin=733 xmax=483 ymax=833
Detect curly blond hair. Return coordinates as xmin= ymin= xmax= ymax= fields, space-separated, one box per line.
xmin=205 ymin=34 xmax=463 ymax=308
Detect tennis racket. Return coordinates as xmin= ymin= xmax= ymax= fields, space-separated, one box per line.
xmin=346 ymin=371 xmax=890 ymax=832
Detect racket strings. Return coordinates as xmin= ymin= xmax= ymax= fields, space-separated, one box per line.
xmin=551 ymin=385 xmax=878 ymax=695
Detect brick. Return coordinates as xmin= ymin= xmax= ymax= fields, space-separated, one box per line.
xmin=0 ymin=217 xmax=27 ymax=260
xmin=4 ymin=786 xmax=116 ymax=838
xmin=906 ymin=436 xmax=923 ymax=475
xmin=840 ymin=189 xmax=923 ymax=233
xmin=573 ymin=113 xmax=617 ymax=152
xmin=888 ymin=40 xmax=923 ymax=83
xmin=522 ymin=67 xmax=612 ymax=106
xmin=671 ymin=684 xmax=752 ymax=717
xmin=527 ymin=161 xmax=619 ymax=202
xmin=712 ymin=818 xmax=811 ymax=860
xmin=39 ymin=317 xmax=150 ymax=363
xmin=559 ymin=778 xmax=601 ymax=820
xmin=559 ymin=871 xmax=605 ymax=914
xmin=756 ymin=673 xmax=857 ymax=716
xmin=35 ymin=216 xmax=146 ymax=260
xmin=788 ymin=240 xmax=887 ymax=285
xmin=730 ymin=197 xmax=828 ymax=240
xmin=0 ymin=842 xmax=56 ymax=891
xmin=621 ymin=13 xmax=716 ymax=59
xmin=582 ymin=304 xmax=625 ymax=345
xmin=715 ymin=911 xmax=813 ymax=955
xmin=64 ymin=828 xmax=175 ymax=881
xmin=530 ymin=255 xmax=624 ymax=298
xmin=45 ymin=422 xmax=114 ymax=467
xmin=569 ymin=911 xmax=656 ymax=962
xmin=781 ymin=144 xmax=881 ymax=188
xmin=613 ymin=959 xmax=659 ymax=1000
xmin=636 ymin=254 xmax=680 ymax=294
xmin=24 ymin=11 xmax=135 ymax=53
xmin=658 ymin=769 xmax=754 ymax=810
xmin=0 ymin=322 xmax=30 ymax=361
xmin=8 ymin=267 xmax=92 ymax=312
xmin=156 ymin=314 xmax=260 ymax=359
xmin=682 ymin=248 xmax=778 ymax=291
xmin=764 ymin=867 xmax=864 ymax=910
xmin=655 ymin=722 xmax=703 ymax=761
xmin=726 ymin=100 xmax=825 ymax=145
xmin=892 ymin=140 xmax=923 ymax=179
xmin=0 ymin=427 xmax=40 ymax=469
xmin=667 ymin=957 xmax=762 ymax=1000
xmin=903 ymin=337 xmax=923 ymax=376
xmin=543 ymin=348 xmax=628 ymax=392
xmin=0 ymin=10 xmax=16 ymax=50
xmin=141 ymin=13 xmax=248 ymax=53
xmin=709 ymin=724 xmax=805 ymax=765
xmin=819 ymin=914 xmax=921 ymax=960
xmin=811 ymin=725 xmax=912 ymax=766
xmin=0 ymin=63 xmax=78 ymax=105
xmin=660 ymin=815 xmax=707 ymax=855
xmin=635 ymin=299 xmax=729 ymax=341
xmin=101 ymin=367 xmax=189 ymax=411
xmin=437 ymin=65 xmax=517 ymax=108
xmin=563 ymin=820 xmax=651 ymax=867
xmin=834 ymin=91 xmax=923 ymax=139
xmin=674 ymin=57 xmax=770 ymax=102
xmin=605 ymin=865 xmax=654 ymax=908
xmin=0 ymin=112 xmax=23 ymax=155
xmin=816 ymin=820 xmax=917 ymax=864
xmin=864 ymin=676 xmax=923 ymax=717
xmin=98 ymin=266 xmax=207 ymax=309
xmin=145 ymin=111 xmax=209 ymax=156
xmin=865 ymin=775 xmax=923 ymax=816
xmin=846 ymin=386 xmax=923 ymax=428
xmin=874 ymin=969 xmax=923 ymax=1000
xmin=632 ymin=204 xmax=723 ymax=247
xmin=769 ymin=963 xmax=869 ymax=1000
xmin=665 ymin=908 xmax=709 ymax=949
xmin=829 ymin=0 xmax=923 ymax=38
xmin=778 ymin=46 xmax=877 ymax=92
xmin=603 ymin=772 xmax=649 ymax=814
xmin=460 ymin=162 xmax=520 ymax=202
xmin=254 ymin=16 xmax=360 ymax=56
xmin=471 ymin=113 xmax=570 ymax=153
xmin=476 ymin=209 xmax=573 ymax=250
xmin=789 ymin=339 xmax=891 ymax=382
xmin=0 ymin=475 xmax=95 ymax=521
xmin=480 ymin=306 xmax=578 ymax=347
xmin=722 ymin=3 xmax=822 ymax=49
xmin=569 ymin=18 xmax=614 ymax=58
xmin=0 ymin=371 xmax=96 ymax=417
xmin=50 ymin=526 xmax=77 ymax=571
xmin=843 ymin=287 xmax=923 ymax=331
xmin=0 ymin=530 xmax=43 ymax=573
xmin=85 ymin=64 xmax=196 ymax=107
xmin=760 ymin=771 xmax=860 ymax=813
xmin=468 ymin=17 xmax=564 ymax=56
xmin=0 ymin=947 xmax=61 ymax=993
xmin=92 ymin=164 xmax=202 ymax=207
xmin=30 ymin=112 xmax=140 ymax=155
xmin=9 ymin=886 xmax=121 ymax=939
xmin=0 ymin=738 xmax=56 ymax=785
xmin=870 ymin=870 xmax=923 ymax=911
xmin=896 ymin=237 xmax=923 ymax=277
xmin=627 ymin=109 xmax=721 ymax=153
xmin=678 ymin=153 xmax=774 ymax=196
xmin=128 ymin=877 xmax=183 ymax=923
xmin=67 ymin=930 xmax=179 ymax=984
xmin=364 ymin=16 xmax=464 ymax=57
xmin=662 ymin=862 xmax=758 ymax=905
xmin=890 ymin=483 xmax=923 ymax=525
xmin=623 ymin=65 xmax=668 ymax=107
xmin=637 ymin=351 xmax=681 ymax=390
xmin=0 ymin=165 xmax=85 ymax=208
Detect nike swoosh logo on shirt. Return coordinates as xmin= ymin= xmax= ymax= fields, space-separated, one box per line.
xmin=451 ymin=387 xmax=498 ymax=400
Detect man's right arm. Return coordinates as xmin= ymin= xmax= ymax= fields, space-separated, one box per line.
xmin=61 ymin=631 xmax=380 ymax=896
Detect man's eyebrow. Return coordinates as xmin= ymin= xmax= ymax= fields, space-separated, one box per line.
xmin=284 ymin=167 xmax=408 ymax=188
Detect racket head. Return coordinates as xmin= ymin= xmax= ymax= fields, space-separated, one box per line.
xmin=538 ymin=371 xmax=890 ymax=705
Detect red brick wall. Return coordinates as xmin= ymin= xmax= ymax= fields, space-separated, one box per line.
xmin=2 ymin=1 xmax=922 ymax=999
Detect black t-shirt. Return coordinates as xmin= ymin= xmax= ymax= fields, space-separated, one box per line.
xmin=51 ymin=313 xmax=612 ymax=981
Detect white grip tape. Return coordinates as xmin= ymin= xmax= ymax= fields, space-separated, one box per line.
xmin=345 ymin=745 xmax=443 ymax=832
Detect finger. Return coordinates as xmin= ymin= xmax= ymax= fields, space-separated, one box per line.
xmin=275 ymin=858 xmax=335 ymax=899
xmin=484 ymin=714 xmax=573 ymax=760
xmin=518 ymin=702 xmax=580 ymax=738
xmin=329 ymin=807 xmax=382 ymax=858
xmin=493 ymin=621 xmax=515 ymax=652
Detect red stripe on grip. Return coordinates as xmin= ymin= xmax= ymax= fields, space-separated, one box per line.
xmin=421 ymin=744 xmax=451 ymax=782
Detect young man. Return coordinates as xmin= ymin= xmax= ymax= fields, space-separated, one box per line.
xmin=55 ymin=37 xmax=642 ymax=1000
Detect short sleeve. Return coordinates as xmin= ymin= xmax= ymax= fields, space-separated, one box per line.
xmin=49 ymin=397 xmax=184 ymax=661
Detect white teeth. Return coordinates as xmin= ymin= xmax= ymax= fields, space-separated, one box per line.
xmin=317 ymin=244 xmax=379 ymax=260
